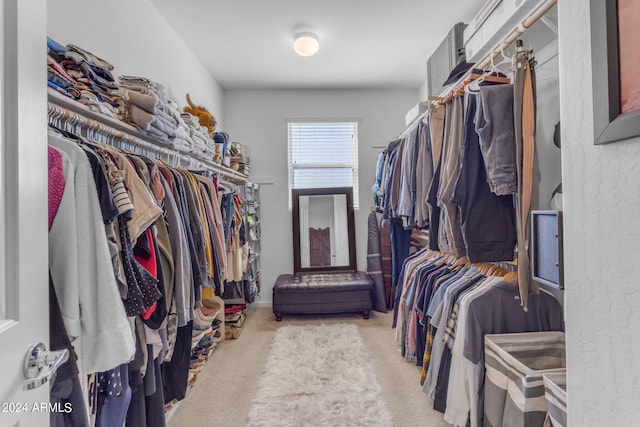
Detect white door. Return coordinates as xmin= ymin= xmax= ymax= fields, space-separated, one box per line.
xmin=0 ymin=1 xmax=52 ymax=426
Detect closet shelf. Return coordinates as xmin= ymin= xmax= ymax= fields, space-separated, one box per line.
xmin=47 ymin=89 xmax=249 ymax=182
xmin=399 ymin=0 xmax=558 ymax=139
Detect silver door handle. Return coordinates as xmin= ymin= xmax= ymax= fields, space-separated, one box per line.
xmin=22 ymin=342 xmax=69 ymax=390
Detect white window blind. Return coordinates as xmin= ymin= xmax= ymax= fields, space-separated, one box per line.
xmin=288 ymin=121 xmax=359 ymax=208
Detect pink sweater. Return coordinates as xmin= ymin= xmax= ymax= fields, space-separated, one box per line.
xmin=48 ymin=146 xmax=66 ymax=230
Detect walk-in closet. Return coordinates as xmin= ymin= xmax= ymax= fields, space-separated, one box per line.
xmin=0 ymin=1 xmax=637 ymax=426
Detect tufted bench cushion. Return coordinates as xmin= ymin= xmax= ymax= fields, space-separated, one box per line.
xmin=272 ymin=272 xmax=373 ymax=321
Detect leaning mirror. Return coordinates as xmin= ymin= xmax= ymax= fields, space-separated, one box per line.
xmin=292 ymin=187 xmax=357 ymax=273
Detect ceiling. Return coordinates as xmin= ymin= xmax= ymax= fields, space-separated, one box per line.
xmin=150 ymin=0 xmax=486 ymax=90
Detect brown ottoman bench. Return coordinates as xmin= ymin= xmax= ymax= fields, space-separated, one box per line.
xmin=272 ymin=272 xmax=373 ymax=321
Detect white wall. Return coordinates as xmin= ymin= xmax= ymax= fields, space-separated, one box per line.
xmin=558 ymin=1 xmax=640 ymax=425
xmin=224 ymin=89 xmax=416 ymax=302
xmin=418 ymin=77 xmax=430 ymax=103
xmin=48 ymin=0 xmax=225 ymax=126
xmin=532 ymin=41 xmax=562 ymax=211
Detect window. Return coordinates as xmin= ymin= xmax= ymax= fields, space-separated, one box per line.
xmin=287 ymin=121 xmax=359 ymax=208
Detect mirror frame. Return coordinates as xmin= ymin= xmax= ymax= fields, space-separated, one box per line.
xmin=292 ymin=187 xmax=357 ymax=273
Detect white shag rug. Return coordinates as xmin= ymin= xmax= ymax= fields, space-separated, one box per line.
xmin=247 ymin=323 xmax=393 ymax=427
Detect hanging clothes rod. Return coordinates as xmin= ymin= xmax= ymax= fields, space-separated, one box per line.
xmin=397 ymin=0 xmax=557 ymax=140
xmin=47 ymin=90 xmax=248 ymax=182
xmin=438 ymin=0 xmax=557 ymax=104
xmin=475 ymin=0 xmax=558 ymax=71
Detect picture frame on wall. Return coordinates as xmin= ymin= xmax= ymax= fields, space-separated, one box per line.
xmin=591 ymin=0 xmax=640 ymax=145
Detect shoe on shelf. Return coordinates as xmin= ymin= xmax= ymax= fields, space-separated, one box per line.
xmin=196 ymin=326 xmax=213 ymax=336
xmin=191 ymin=329 xmax=205 ymax=348
xmin=194 ymin=308 xmax=216 ymax=330
xmin=196 ymin=336 xmax=213 ymax=349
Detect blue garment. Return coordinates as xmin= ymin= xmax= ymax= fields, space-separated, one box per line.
xmin=222 ymin=193 xmax=234 ymax=241
xmin=47 ymin=80 xmax=80 ymax=100
xmin=381 ymin=139 xmax=402 ymax=219
xmin=414 ymin=267 xmax=451 ymax=367
xmin=48 ymin=71 xmax=73 ymax=89
xmin=47 ymin=36 xmax=66 ymax=53
xmin=390 ymin=219 xmax=411 ymax=290
xmin=96 ymin=364 xmax=131 ymax=427
xmin=371 ymin=152 xmax=385 ymax=210
xmin=391 ymin=248 xmax=429 ymax=328
xmin=426 ymin=143 xmax=443 ymax=251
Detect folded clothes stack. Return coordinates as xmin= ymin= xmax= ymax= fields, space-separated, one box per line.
xmin=181 ymin=113 xmax=215 ymax=160
xmin=166 ymin=99 xmax=194 ymax=153
xmin=47 ymin=38 xmax=80 ymax=100
xmin=46 ymin=37 xmax=224 ymax=164
xmin=173 ymin=124 xmax=195 ymax=153
xmin=117 ymin=75 xmax=182 ymax=146
xmin=47 ymin=37 xmax=121 ymax=120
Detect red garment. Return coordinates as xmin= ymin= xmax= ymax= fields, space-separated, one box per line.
xmin=135 ymin=228 xmax=159 ymax=319
xmin=224 ymin=304 xmax=246 ymax=315
xmin=48 ymin=146 xmax=66 ymax=231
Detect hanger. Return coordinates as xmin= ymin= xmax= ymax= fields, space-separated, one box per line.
xmin=502 ymin=270 xmax=518 ymax=283
xmin=87 ymin=118 xmax=97 ymax=141
xmin=99 ymin=122 xmax=109 ymax=144
xmin=478 ymin=263 xmax=492 ymax=275
xmin=492 ymin=264 xmax=505 ymax=276
xmin=217 ymin=180 xmax=234 ymax=195
xmin=493 ymin=44 xmax=514 ymax=72
xmin=445 ymin=252 xmax=458 ymax=265
xmin=466 ymin=55 xmax=511 ymax=93
xmin=453 ymin=256 xmax=469 ymax=267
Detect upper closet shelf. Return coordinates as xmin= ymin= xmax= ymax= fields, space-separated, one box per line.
xmin=400 ymin=0 xmax=557 ymax=139
xmin=47 ymin=88 xmax=248 ymax=182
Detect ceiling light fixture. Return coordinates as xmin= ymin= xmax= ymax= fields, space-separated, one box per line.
xmin=293 ymin=32 xmax=320 ymax=57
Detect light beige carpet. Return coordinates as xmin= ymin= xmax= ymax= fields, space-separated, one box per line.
xmin=247 ymin=323 xmax=393 ymax=426
xmin=167 ymin=305 xmax=449 ymax=427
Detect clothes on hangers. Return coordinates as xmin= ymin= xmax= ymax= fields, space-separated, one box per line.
xmin=47 ymin=120 xmax=249 ymax=425
xmin=453 ymin=85 xmax=517 ymax=263
xmin=414 ymin=121 xmax=433 ymax=228
xmin=437 ymin=96 xmax=466 ymax=256
xmin=390 ymin=250 xmax=563 ymax=427
xmin=373 ymin=65 xmax=521 ymax=270
xmin=49 ymin=132 xmax=136 ymax=374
